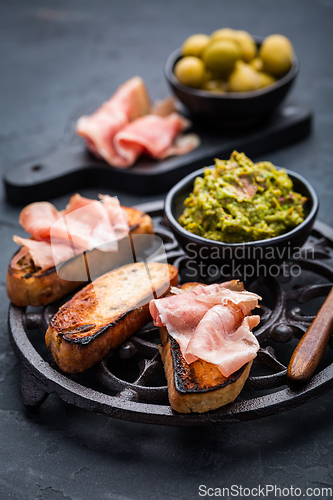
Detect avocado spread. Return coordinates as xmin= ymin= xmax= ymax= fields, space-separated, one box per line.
xmin=179 ymin=151 xmax=307 ymax=243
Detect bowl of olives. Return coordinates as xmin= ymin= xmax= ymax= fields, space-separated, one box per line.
xmin=165 ymin=29 xmax=299 ymax=126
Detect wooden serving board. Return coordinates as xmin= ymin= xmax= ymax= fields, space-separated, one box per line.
xmin=3 ymin=100 xmax=311 ymax=205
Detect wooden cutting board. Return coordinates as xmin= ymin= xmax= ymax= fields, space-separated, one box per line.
xmin=3 ymin=100 xmax=311 ymax=205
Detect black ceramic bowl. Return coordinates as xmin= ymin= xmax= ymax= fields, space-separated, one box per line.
xmin=165 ymin=37 xmax=299 ymax=126
xmin=164 ymin=166 xmax=318 ymax=270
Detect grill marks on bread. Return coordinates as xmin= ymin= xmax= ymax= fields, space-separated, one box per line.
xmin=45 ymin=262 xmax=178 ymax=373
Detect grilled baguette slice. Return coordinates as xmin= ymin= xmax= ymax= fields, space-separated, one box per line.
xmin=46 ymin=262 xmax=178 ymax=374
xmin=159 ymin=283 xmax=252 ymax=414
xmin=7 ymin=206 xmax=154 ymax=307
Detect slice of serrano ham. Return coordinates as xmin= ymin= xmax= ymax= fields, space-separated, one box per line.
xmin=63 ymin=193 xmax=96 ymax=213
xmin=150 ymin=96 xmax=178 ymax=117
xmin=149 ymin=280 xmax=261 ymax=377
xmin=76 ymin=76 xmax=151 ymax=167
xmin=113 ymin=113 xmax=195 ymax=166
xmin=184 ymin=306 xmax=260 ymax=377
xmin=63 ymin=194 xmax=128 ymax=248
xmin=11 ymin=194 xmax=130 ymax=270
xmin=76 ymin=77 xmax=200 ymax=168
xmin=19 ymin=202 xmax=61 ymax=241
xmin=12 ymin=236 xmax=79 ymax=270
xmin=98 ymin=194 xmax=129 ymax=239
xmin=51 ymin=199 xmax=118 ymax=252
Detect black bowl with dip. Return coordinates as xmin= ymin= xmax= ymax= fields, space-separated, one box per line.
xmin=164 ymin=167 xmax=318 ymax=272
xmin=164 ymin=37 xmax=299 ymax=127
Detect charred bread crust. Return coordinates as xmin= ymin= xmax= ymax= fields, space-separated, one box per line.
xmin=6 ymin=206 xmax=154 ymax=307
xmin=122 ymin=207 xmax=153 ymax=235
xmin=158 ymin=282 xmax=252 ymax=413
xmin=47 ymin=304 xmax=151 ymax=374
xmin=45 ymin=262 xmax=178 ymax=373
xmin=6 ymin=263 xmax=82 ymax=309
xmin=159 ymin=328 xmax=252 ymax=413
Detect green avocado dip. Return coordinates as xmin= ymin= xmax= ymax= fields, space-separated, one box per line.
xmin=179 ymin=151 xmax=307 ymax=243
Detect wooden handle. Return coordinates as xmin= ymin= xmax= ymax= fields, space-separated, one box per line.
xmin=287 ymin=287 xmax=333 ymax=383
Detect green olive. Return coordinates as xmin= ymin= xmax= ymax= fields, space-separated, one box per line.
xmin=174 ymin=56 xmax=208 ymax=88
xmin=228 ymin=61 xmax=260 ymax=92
xmin=182 ymin=34 xmax=211 ymax=57
xmin=202 ymin=79 xmax=228 ymax=93
xmin=250 ymin=57 xmax=264 ymax=72
xmin=211 ymin=28 xmax=256 ymax=63
xmin=211 ymin=28 xmax=236 ymax=40
xmin=259 ymin=34 xmax=294 ymax=76
xmin=203 ymin=39 xmax=241 ymax=77
xmin=233 ymin=30 xmax=257 ymax=62
xmin=257 ymin=71 xmax=277 ymax=88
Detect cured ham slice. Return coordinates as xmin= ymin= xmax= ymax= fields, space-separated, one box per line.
xmin=12 ymin=194 xmax=130 ymax=270
xmin=10 ymin=246 xmax=30 ymax=271
xmin=149 ymin=280 xmax=261 ymax=377
xmin=150 ymin=96 xmax=178 ymax=117
xmin=150 ymin=286 xmax=214 ymax=354
xmin=98 ymin=194 xmax=129 ymax=239
xmin=63 ymin=193 xmax=95 ymax=213
xmin=158 ymin=133 xmax=200 ymax=160
xmin=150 ymin=281 xmax=259 ymax=329
xmin=113 ymin=113 xmax=193 ymax=166
xmin=76 ymin=77 xmax=151 ymax=167
xmin=184 ymin=306 xmax=260 ymax=377
xmin=51 ymin=200 xmax=118 ymax=252
xmin=61 ymin=193 xmax=129 ymax=244
xmin=12 ymin=236 xmax=79 ymax=270
xmin=193 ymin=283 xmax=260 ymax=317
xmin=19 ymin=202 xmax=60 ymax=241
xmin=76 ymin=77 xmax=200 ymax=168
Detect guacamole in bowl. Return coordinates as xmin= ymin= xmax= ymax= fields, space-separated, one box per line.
xmin=164 ymin=151 xmax=318 ymax=268
xmin=178 ymin=151 xmax=307 ymax=243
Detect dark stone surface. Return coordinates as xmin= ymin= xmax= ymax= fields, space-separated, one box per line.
xmin=0 ymin=0 xmax=333 ymax=498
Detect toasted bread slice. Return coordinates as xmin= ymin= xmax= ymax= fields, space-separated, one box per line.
xmin=159 ymin=283 xmax=252 ymax=413
xmin=7 ymin=206 xmax=154 ymax=307
xmin=45 ymin=262 xmax=178 ymax=374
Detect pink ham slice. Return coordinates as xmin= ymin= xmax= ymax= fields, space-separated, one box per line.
xmin=113 ymin=113 xmax=199 ymax=166
xmin=76 ymin=77 xmax=200 ymax=168
xmin=193 ymin=283 xmax=260 ymax=317
xmin=60 ymin=193 xmax=128 ymax=247
xmin=19 ymin=202 xmax=61 ymax=241
xmin=184 ymin=306 xmax=260 ymax=377
xmin=158 ymin=133 xmax=200 ymax=160
xmin=150 ymin=281 xmax=259 ymax=330
xmin=76 ymin=77 xmax=151 ymax=167
xmin=150 ymin=285 xmax=216 ymax=354
xmin=18 ymin=193 xmax=129 ymax=251
xmin=12 ymin=194 xmax=130 ymax=271
xmin=10 ymin=246 xmax=32 ymax=271
xmin=12 ymin=236 xmax=79 ymax=270
xmin=149 ymin=281 xmax=261 ymax=377
xmin=62 ymin=193 xmax=95 ymax=213
xmin=51 ymin=199 xmax=118 ymax=252
xmin=98 ymin=194 xmax=129 ymax=239
xmin=150 ymin=96 xmax=178 ymax=117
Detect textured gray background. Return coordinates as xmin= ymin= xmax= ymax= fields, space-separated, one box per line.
xmin=1 ymin=0 xmax=333 ymax=499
